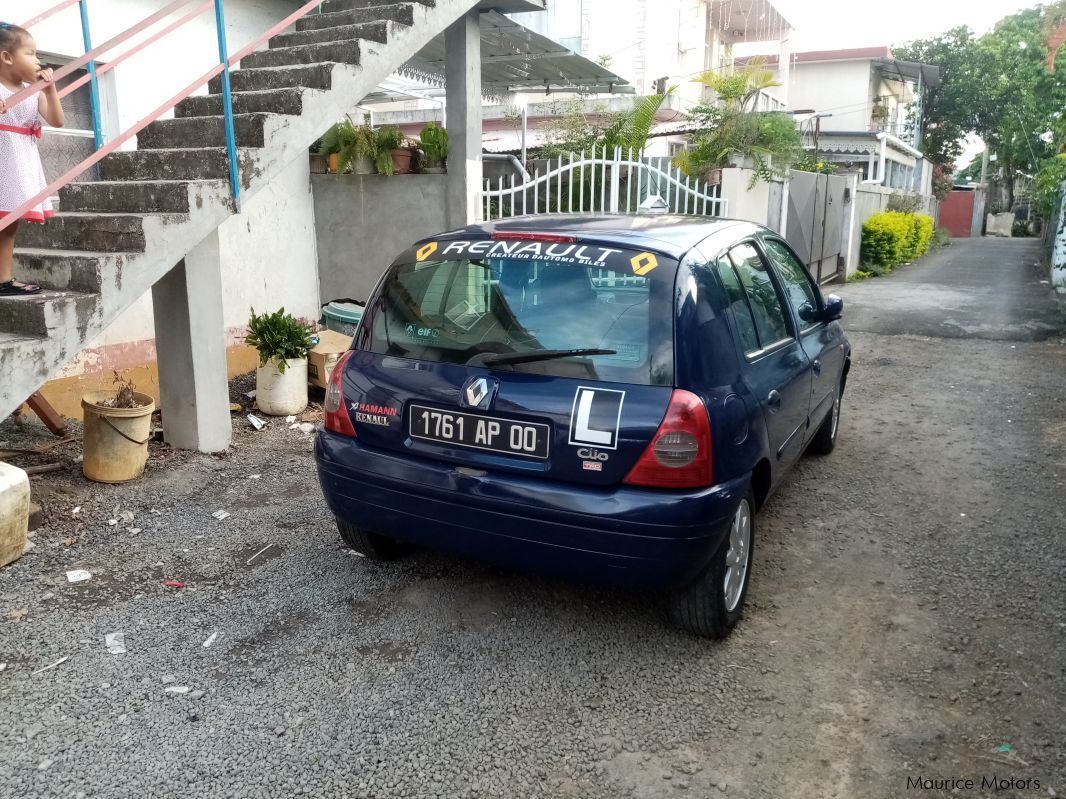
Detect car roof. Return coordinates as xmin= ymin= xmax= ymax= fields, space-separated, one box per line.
xmin=425 ymin=215 xmax=757 ymax=260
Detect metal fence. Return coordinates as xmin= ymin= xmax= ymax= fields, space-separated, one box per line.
xmin=478 ymin=147 xmax=727 ymax=221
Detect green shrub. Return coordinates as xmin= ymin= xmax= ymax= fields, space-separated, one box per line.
xmin=1012 ymin=219 xmax=1033 ymax=237
xmin=861 ymin=211 xmax=935 ymax=271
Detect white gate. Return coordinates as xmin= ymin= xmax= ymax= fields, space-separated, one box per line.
xmin=479 ymin=147 xmax=727 ymax=222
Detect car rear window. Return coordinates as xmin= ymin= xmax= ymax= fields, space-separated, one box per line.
xmin=363 ymin=241 xmax=677 ymax=386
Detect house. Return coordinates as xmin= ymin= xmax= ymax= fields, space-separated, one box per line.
xmin=749 ymin=46 xmax=940 ymax=190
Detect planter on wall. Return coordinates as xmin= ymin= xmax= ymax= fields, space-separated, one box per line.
xmin=310 ymin=153 xmax=328 ymax=174
xmin=391 ymin=149 xmax=414 ymax=175
xmin=353 ymin=156 xmax=375 ymax=175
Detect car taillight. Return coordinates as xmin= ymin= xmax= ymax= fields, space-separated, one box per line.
xmin=623 ymin=390 xmax=713 ymax=489
xmin=324 ymin=351 xmax=357 ymax=437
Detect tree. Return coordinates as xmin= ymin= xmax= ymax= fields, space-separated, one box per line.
xmin=1046 ymin=0 xmax=1066 ymax=71
xmin=674 ymin=58 xmax=804 ymax=185
xmin=897 ymin=7 xmax=1066 ymax=209
xmin=894 ymin=26 xmax=985 ymax=167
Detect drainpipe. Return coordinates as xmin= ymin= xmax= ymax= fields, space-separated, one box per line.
xmin=483 ymin=153 xmax=532 ymax=182
xmin=862 ymin=133 xmax=888 ymax=185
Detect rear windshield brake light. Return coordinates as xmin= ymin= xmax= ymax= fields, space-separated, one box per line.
xmin=491 ymin=232 xmax=578 ymax=244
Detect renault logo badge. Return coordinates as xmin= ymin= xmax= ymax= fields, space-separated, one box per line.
xmin=461 ymin=377 xmax=495 ymax=409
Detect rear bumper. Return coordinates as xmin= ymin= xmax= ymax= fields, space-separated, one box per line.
xmin=315 ymin=431 xmax=749 ymax=589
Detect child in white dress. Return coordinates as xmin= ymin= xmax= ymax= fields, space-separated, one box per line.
xmin=0 ymin=22 xmax=65 ymax=296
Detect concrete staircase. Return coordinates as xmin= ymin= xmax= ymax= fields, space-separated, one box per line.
xmin=0 ymin=0 xmax=481 ymax=421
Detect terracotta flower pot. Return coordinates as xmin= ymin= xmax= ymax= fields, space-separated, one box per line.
xmin=391 ymin=148 xmax=414 ymax=175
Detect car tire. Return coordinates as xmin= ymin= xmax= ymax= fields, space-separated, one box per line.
xmin=669 ymin=493 xmax=755 ymax=639
xmin=337 ymin=518 xmax=411 ymax=561
xmin=807 ymin=382 xmax=842 ymax=456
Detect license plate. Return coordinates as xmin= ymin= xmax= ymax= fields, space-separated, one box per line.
xmin=409 ymin=405 xmax=550 ymax=460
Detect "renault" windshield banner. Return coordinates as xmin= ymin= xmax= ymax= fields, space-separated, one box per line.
xmin=404 ymin=239 xmax=664 ymax=277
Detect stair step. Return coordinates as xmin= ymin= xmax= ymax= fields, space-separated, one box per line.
xmin=241 ymin=41 xmax=362 ymax=70
xmin=15 ymin=213 xmax=182 ymax=253
xmin=13 ymin=250 xmax=129 ymax=292
xmin=139 ymin=113 xmax=271 ymax=150
xmin=175 ymin=88 xmax=307 ymax=119
xmin=209 ymin=63 xmax=336 ymax=94
xmin=270 ymin=20 xmax=388 ymax=49
xmin=319 ymin=0 xmax=432 ymax=14
xmin=100 ymin=148 xmax=256 ymax=184
xmin=296 ymin=3 xmax=414 ymax=33
xmin=0 ymin=290 xmax=98 ymax=337
xmin=60 ymin=180 xmax=224 ymax=213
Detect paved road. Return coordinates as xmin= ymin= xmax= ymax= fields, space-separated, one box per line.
xmin=0 ymin=237 xmax=1063 ymax=798
xmin=840 ymin=237 xmax=1061 ymax=340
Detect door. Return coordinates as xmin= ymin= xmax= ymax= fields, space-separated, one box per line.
xmin=760 ymin=237 xmax=846 ymax=432
xmin=716 ymin=243 xmax=812 ymax=467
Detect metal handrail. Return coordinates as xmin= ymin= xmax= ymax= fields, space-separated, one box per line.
xmin=55 ymin=0 xmax=214 ymax=101
xmin=18 ymin=0 xmax=81 ymax=29
xmin=7 ymin=0 xmax=199 ymax=115
xmin=0 ymin=0 xmax=327 ymax=235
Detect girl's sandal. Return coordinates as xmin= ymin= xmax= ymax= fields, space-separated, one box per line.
xmin=0 ymin=280 xmax=42 ymax=296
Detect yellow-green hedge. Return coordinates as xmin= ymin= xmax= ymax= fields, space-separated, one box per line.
xmin=861 ymin=211 xmax=934 ymax=271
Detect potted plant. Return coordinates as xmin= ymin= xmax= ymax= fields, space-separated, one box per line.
xmin=309 ymin=137 xmax=327 ymax=174
xmin=373 ymin=126 xmax=411 ymax=175
xmin=81 ymin=373 xmax=155 ymax=483
xmin=319 ymin=119 xmax=376 ymax=175
xmin=419 ymin=122 xmax=449 ymax=174
xmin=245 ymin=307 xmax=315 ymax=416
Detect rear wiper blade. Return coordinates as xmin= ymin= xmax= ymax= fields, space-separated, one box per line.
xmin=468 ymin=348 xmax=616 ymax=368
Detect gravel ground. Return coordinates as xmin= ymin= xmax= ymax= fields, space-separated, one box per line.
xmin=1 ymin=239 xmax=1064 ymax=798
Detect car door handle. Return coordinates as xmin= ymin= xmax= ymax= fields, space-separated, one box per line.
xmin=813 ymin=358 xmax=822 ymax=375
xmin=767 ymin=390 xmax=782 ymax=411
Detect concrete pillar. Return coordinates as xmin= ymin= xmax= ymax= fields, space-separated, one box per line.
xmin=445 ymin=9 xmax=482 ymax=229
xmin=152 ymin=230 xmax=232 ymax=452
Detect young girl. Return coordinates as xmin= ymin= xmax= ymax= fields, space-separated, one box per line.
xmin=0 ymin=22 xmax=65 ymax=296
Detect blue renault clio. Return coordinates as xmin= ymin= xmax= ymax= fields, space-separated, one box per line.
xmin=315 ymin=215 xmax=850 ymax=638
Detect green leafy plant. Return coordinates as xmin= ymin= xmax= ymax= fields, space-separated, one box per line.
xmin=673 ymin=59 xmax=802 ymax=186
xmin=419 ymin=122 xmax=449 ymax=167
xmin=793 ymin=153 xmax=838 ymax=174
xmin=373 ymin=126 xmax=406 ymax=175
xmin=245 ymin=308 xmax=314 ymax=373
xmin=1012 ymin=219 xmax=1034 ymax=237
xmin=318 ymin=119 xmax=375 ymax=174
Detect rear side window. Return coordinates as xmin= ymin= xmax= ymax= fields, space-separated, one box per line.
xmin=762 ymin=239 xmax=820 ymax=330
xmin=364 ymin=245 xmax=677 ymax=386
xmin=727 ymin=243 xmax=791 ymax=351
xmin=715 ymin=257 xmax=761 ymax=355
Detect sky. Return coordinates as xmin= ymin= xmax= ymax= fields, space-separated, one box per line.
xmin=763 ymin=0 xmax=1041 ymax=52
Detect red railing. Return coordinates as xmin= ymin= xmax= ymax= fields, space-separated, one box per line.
xmin=18 ymin=0 xmax=81 ymax=30
xmin=1 ymin=0 xmax=325 ymax=235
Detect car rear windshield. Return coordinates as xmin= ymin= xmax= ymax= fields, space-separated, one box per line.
xmin=363 ymin=242 xmax=677 ymax=385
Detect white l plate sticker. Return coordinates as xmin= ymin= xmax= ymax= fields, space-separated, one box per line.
xmin=569 ymin=386 xmax=625 ymax=450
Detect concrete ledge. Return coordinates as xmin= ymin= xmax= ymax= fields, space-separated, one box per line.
xmin=0 ymin=462 xmax=30 ymax=569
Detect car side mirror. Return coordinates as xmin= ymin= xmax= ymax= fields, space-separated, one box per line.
xmin=823 ymin=295 xmax=844 ymax=322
